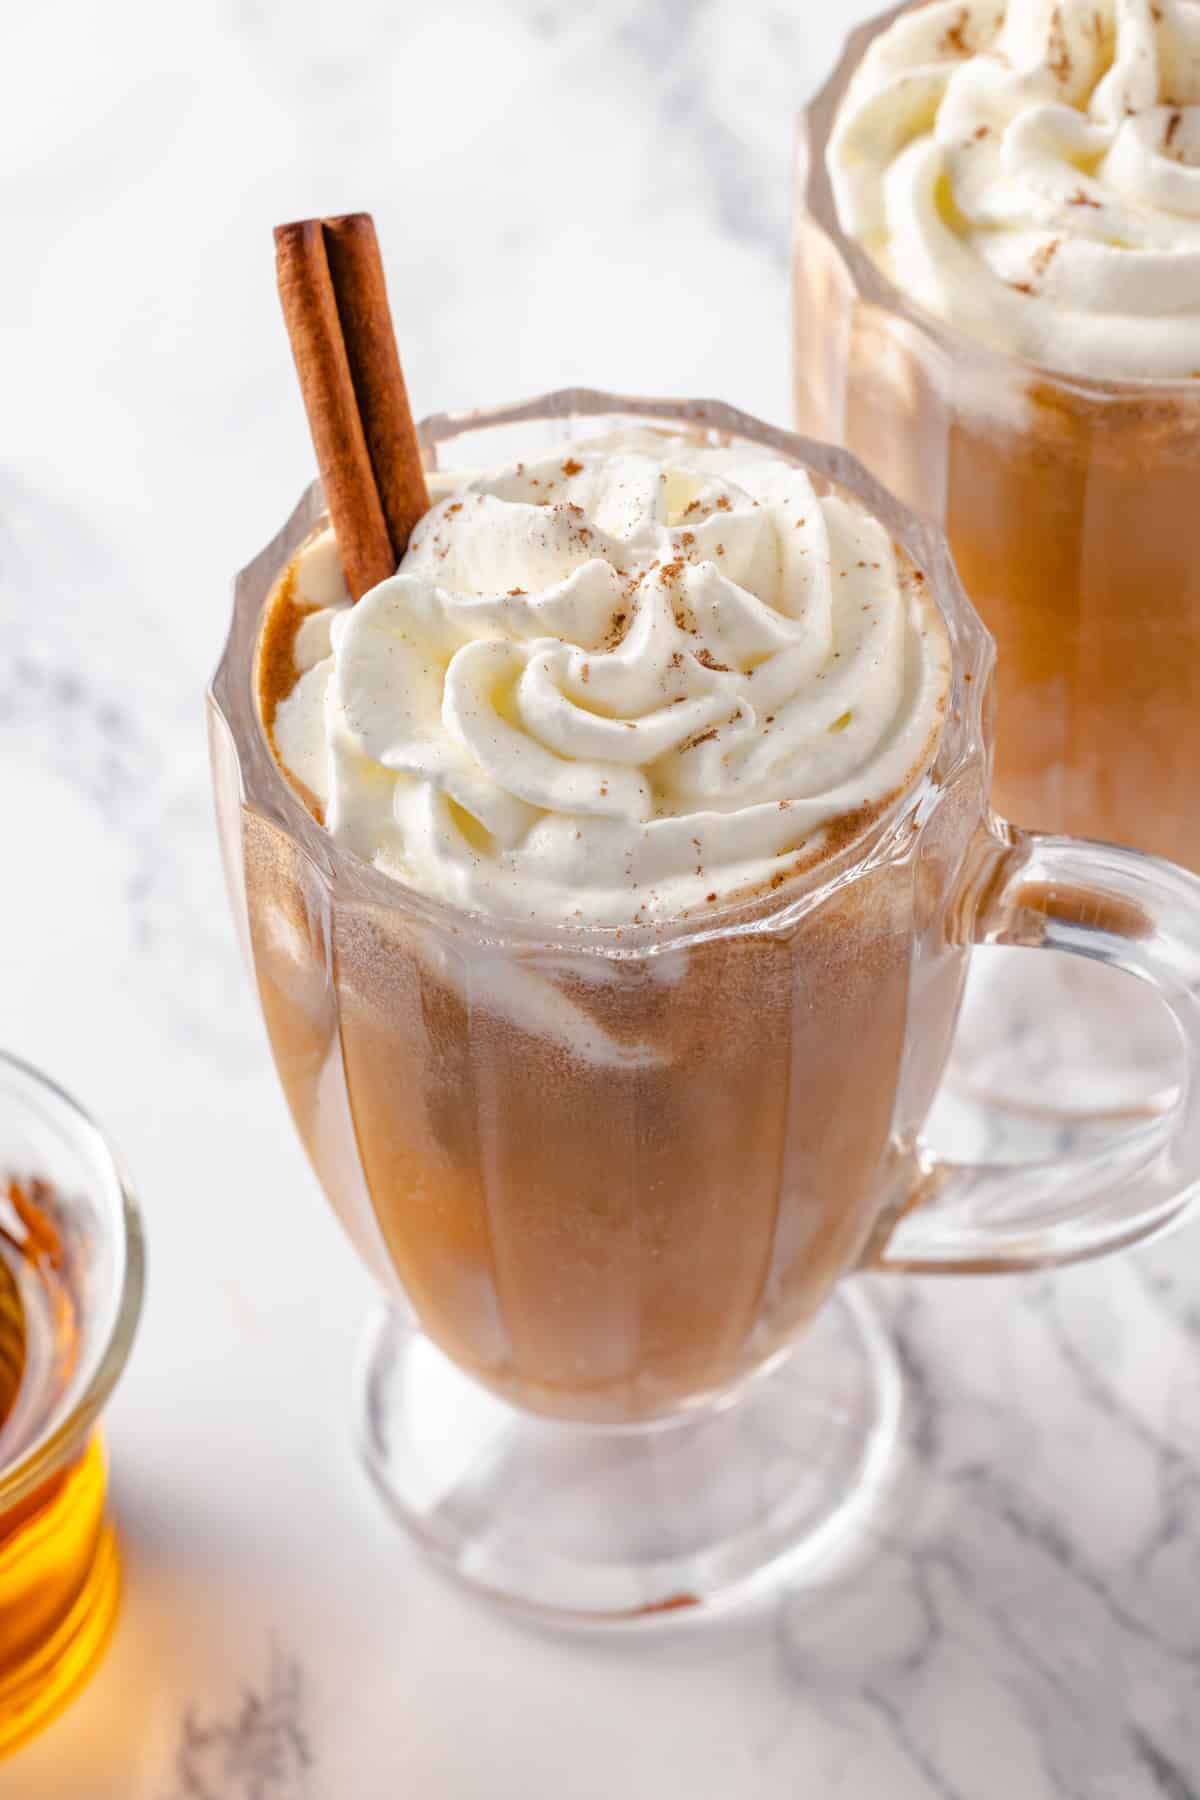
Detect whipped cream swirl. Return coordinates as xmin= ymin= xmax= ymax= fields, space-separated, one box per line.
xmin=272 ymin=434 xmax=947 ymax=926
xmin=829 ymin=0 xmax=1200 ymax=378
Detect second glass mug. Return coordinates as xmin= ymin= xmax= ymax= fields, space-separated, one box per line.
xmin=792 ymin=3 xmax=1200 ymax=1122
xmin=209 ymin=391 xmax=1200 ymax=1620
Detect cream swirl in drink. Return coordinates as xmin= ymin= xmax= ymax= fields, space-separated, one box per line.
xmin=268 ymin=434 xmax=948 ymax=925
xmin=828 ymin=0 xmax=1200 ymax=378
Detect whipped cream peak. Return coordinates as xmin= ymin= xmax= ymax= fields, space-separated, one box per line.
xmin=828 ymin=0 xmax=1200 ymax=378
xmin=271 ymin=434 xmax=948 ymax=926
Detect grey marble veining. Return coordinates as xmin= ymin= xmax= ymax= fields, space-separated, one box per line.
xmin=3 ymin=1 xmax=1198 ymax=1795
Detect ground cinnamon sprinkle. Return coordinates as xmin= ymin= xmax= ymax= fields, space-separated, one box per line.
xmin=682 ymin=728 xmax=719 ymax=752
xmin=1166 ymin=109 xmax=1182 ymax=148
xmin=695 ymin=649 xmax=730 ymax=672
xmin=1047 ymin=5 xmax=1071 ymax=81
xmin=939 ymin=5 xmax=969 ymax=53
xmin=561 ymin=457 xmax=583 ymax=477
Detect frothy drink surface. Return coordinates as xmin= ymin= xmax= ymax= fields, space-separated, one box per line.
xmin=249 ymin=432 xmax=957 ymax=1420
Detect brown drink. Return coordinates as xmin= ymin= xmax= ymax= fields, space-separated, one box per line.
xmin=242 ymin=419 xmax=959 ymax=1424
xmin=798 ymin=0 xmax=1200 ymax=864
xmin=213 ymin=377 xmax=1200 ymax=1615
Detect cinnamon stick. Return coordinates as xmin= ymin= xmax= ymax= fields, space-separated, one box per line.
xmin=322 ymin=214 xmax=429 ymax=564
xmin=274 ymin=214 xmax=428 ymax=599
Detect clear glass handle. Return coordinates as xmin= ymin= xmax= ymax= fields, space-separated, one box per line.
xmin=874 ymin=828 xmax=1200 ymax=1271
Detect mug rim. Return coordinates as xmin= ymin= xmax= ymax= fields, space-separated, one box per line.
xmin=209 ymin=387 xmax=994 ymax=956
xmin=796 ymin=0 xmax=1200 ymax=402
xmin=0 ymin=1049 xmax=145 ymax=1511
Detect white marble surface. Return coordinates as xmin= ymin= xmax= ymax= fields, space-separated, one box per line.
xmin=3 ymin=1 xmax=1199 ymax=1794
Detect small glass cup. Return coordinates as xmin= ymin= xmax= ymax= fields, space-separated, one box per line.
xmin=0 ymin=1052 xmax=144 ymax=1755
xmin=792 ymin=6 xmax=1200 ymax=1122
xmin=210 ymin=390 xmax=1200 ymax=1622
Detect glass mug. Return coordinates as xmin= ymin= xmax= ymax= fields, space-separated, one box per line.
xmin=0 ymin=1052 xmax=144 ymax=1754
xmin=792 ymin=4 xmax=1200 ymax=1122
xmin=209 ymin=391 xmax=1200 ymax=1621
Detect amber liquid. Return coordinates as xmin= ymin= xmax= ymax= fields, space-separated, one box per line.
xmin=0 ymin=1205 xmax=119 ymax=1758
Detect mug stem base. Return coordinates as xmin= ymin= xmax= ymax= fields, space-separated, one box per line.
xmin=351 ymin=1287 xmax=900 ymax=1624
